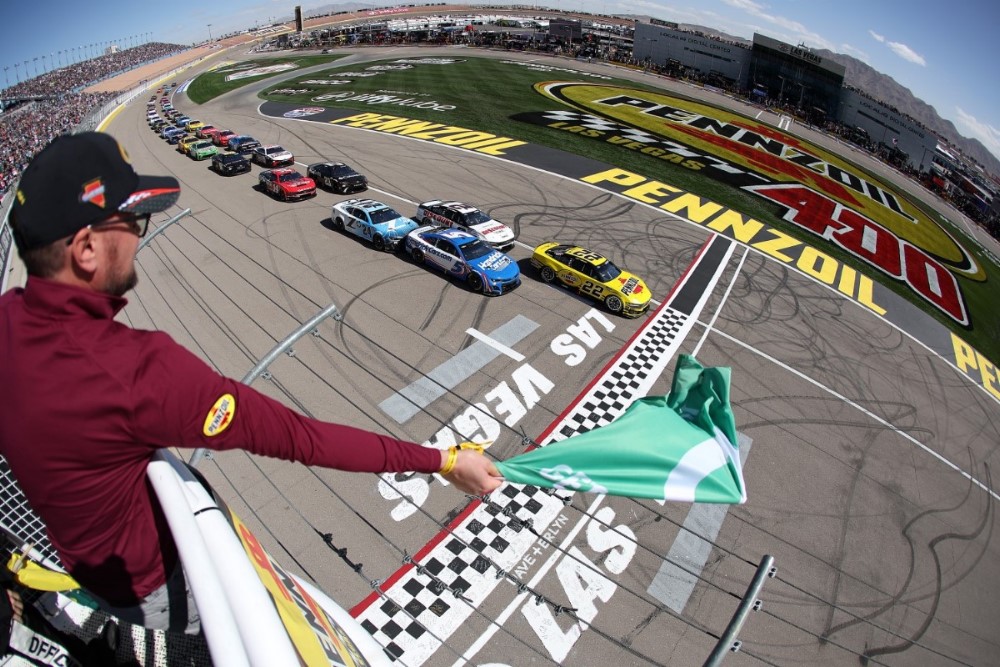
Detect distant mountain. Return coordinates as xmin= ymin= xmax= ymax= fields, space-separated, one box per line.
xmin=815 ymin=50 xmax=1000 ymax=174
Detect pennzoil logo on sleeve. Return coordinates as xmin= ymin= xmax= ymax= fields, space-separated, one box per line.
xmin=203 ymin=394 xmax=236 ymax=436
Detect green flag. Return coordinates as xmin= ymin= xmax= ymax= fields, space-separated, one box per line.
xmin=496 ymin=355 xmax=746 ymax=503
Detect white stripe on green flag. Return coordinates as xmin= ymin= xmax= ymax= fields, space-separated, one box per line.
xmin=496 ymin=355 xmax=746 ymax=503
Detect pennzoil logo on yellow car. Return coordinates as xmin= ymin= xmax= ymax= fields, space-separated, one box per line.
xmin=203 ymin=394 xmax=235 ymax=436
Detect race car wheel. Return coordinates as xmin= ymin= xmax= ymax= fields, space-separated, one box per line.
xmin=333 ymin=217 xmax=344 ymax=231
xmin=279 ymin=190 xmax=287 ymax=202
xmin=338 ymin=183 xmax=348 ymax=194
xmin=325 ymin=177 xmax=333 ymax=189
xmin=411 ymin=248 xmax=425 ymax=264
xmin=373 ymin=234 xmax=386 ymax=252
xmin=605 ymin=295 xmax=624 ymax=314
xmin=468 ymin=273 xmax=485 ymax=293
xmin=540 ymin=266 xmax=556 ymax=283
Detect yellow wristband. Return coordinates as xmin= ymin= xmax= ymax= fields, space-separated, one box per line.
xmin=440 ymin=446 xmax=459 ymax=475
xmin=458 ymin=442 xmax=484 ymax=454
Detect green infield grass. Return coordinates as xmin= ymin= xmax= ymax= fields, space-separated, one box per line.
xmin=216 ymin=54 xmax=998 ymax=362
xmin=186 ymin=55 xmax=345 ymax=104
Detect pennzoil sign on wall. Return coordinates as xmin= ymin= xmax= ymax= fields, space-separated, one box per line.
xmin=514 ymin=82 xmax=984 ymax=326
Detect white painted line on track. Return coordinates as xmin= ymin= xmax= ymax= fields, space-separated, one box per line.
xmin=691 ymin=245 xmax=748 ymax=358
xmin=705 ymin=325 xmax=1000 ymax=503
xmin=647 ymin=434 xmax=753 ymax=612
xmin=465 ymin=327 xmax=526 ymax=362
xmin=379 ymin=315 xmax=539 ymax=423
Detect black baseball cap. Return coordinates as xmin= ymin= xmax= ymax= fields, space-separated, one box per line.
xmin=10 ymin=132 xmax=181 ymax=253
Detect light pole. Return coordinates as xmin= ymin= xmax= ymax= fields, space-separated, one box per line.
xmin=207 ymin=24 xmax=213 ymax=42
xmin=3 ymin=66 xmax=8 ymax=87
xmin=14 ymin=63 xmax=20 ymax=83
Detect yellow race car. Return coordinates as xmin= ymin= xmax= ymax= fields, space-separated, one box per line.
xmin=531 ymin=242 xmax=651 ymax=317
xmin=176 ymin=134 xmax=200 ymax=154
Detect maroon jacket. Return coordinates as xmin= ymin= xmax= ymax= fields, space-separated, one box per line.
xmin=0 ymin=278 xmax=440 ymax=605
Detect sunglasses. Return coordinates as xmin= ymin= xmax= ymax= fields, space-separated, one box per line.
xmin=67 ymin=213 xmax=152 ymax=244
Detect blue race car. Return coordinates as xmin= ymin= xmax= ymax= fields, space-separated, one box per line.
xmin=330 ymin=198 xmax=419 ymax=251
xmin=405 ymin=226 xmax=520 ymax=295
xmin=161 ymin=126 xmax=185 ymax=141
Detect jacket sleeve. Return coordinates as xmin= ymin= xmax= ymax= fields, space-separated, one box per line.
xmin=129 ymin=331 xmax=442 ymax=474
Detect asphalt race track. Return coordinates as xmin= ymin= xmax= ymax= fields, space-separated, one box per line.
xmin=108 ymin=47 xmax=999 ymax=666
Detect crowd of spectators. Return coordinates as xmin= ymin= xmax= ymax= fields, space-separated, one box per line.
xmin=2 ymin=42 xmax=184 ymax=99
xmin=0 ymin=42 xmax=186 ymax=197
xmin=0 ymin=93 xmax=115 ymax=195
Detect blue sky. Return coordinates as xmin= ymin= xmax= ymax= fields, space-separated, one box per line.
xmin=2 ymin=0 xmax=998 ymax=163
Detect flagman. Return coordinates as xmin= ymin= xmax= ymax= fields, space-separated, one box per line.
xmin=0 ymin=132 xmax=504 ymax=634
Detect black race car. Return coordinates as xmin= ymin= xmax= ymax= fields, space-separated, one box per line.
xmin=210 ymin=152 xmax=251 ymax=176
xmin=227 ymin=135 xmax=261 ymax=155
xmin=307 ymin=162 xmax=368 ymax=194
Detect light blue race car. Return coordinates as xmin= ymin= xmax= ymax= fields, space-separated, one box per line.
xmin=405 ymin=226 xmax=521 ymax=295
xmin=330 ymin=198 xmax=419 ymax=251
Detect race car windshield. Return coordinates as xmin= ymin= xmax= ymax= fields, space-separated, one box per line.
xmin=593 ymin=261 xmax=622 ymax=282
xmin=465 ymin=210 xmax=492 ymax=225
xmin=333 ymin=165 xmax=356 ymax=176
xmin=278 ymin=172 xmax=304 ymax=182
xmin=369 ymin=208 xmax=402 ymax=224
xmin=461 ymin=240 xmax=493 ymax=260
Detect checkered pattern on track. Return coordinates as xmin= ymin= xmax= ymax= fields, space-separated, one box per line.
xmin=555 ymin=308 xmax=689 ymax=439
xmin=535 ymin=110 xmax=749 ymax=175
xmin=359 ymin=483 xmax=569 ymax=663
xmin=539 ymin=110 xmax=661 ymax=144
xmin=356 ymin=305 xmax=694 ymax=664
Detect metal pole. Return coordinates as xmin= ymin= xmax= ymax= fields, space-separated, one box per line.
xmin=187 ymin=302 xmax=344 ymax=467
xmin=704 ymin=555 xmax=776 ymax=666
xmin=137 ymin=208 xmax=191 ymax=252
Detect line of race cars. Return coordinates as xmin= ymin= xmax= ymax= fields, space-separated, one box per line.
xmin=147 ymin=93 xmax=652 ymax=316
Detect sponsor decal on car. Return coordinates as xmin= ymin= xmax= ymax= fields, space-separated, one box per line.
xmin=479 ymin=252 xmax=511 ymax=270
xmin=619 ymin=277 xmax=639 ymax=295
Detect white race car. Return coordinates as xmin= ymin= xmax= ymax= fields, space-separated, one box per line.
xmin=415 ymin=200 xmax=515 ymax=252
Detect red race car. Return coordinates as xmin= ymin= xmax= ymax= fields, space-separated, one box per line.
xmin=213 ymin=130 xmax=237 ymax=147
xmin=258 ymin=168 xmax=316 ymax=201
